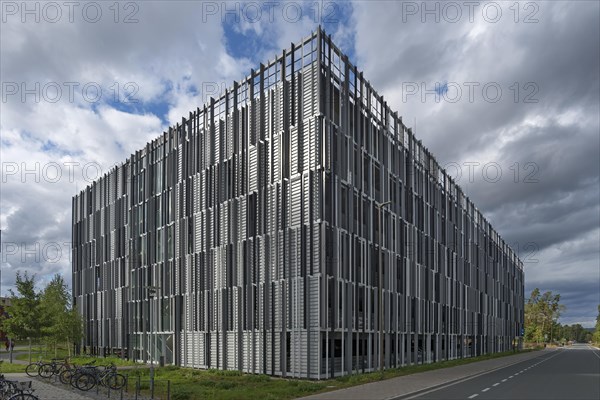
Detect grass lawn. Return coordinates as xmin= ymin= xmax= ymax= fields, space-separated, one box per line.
xmin=0 ymin=361 xmax=26 ymax=373
xmin=118 ymin=348 xmax=541 ymax=400
xmin=1 ymin=346 xmax=542 ymax=399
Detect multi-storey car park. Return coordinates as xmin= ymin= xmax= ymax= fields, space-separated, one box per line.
xmin=72 ymin=27 xmax=525 ymax=379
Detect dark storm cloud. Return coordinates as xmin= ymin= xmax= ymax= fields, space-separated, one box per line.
xmin=473 ymin=120 xmax=600 ymax=250
xmin=351 ymin=1 xmax=600 ymax=326
xmin=353 ymin=1 xmax=600 ymax=163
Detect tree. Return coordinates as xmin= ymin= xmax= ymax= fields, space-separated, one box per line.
xmin=59 ymin=309 xmax=84 ymax=357
xmin=0 ymin=272 xmax=41 ymax=341
xmin=524 ymin=288 xmax=564 ymax=344
xmin=593 ymin=305 xmax=600 ymax=344
xmin=559 ymin=323 xmax=591 ymax=343
xmin=0 ymin=273 xmax=83 ymax=357
xmin=39 ymin=274 xmax=72 ymax=356
xmin=38 ymin=274 xmax=84 ymax=357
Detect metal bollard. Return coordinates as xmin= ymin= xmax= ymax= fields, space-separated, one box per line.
xmin=135 ymin=375 xmax=140 ymax=400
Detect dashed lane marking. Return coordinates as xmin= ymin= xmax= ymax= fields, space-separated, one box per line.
xmin=466 ymin=351 xmax=565 ymax=399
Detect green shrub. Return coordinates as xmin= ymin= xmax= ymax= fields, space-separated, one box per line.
xmin=245 ymin=374 xmax=270 ymax=383
xmin=171 ymin=386 xmax=194 ymax=400
xmin=295 ymin=382 xmax=322 ymax=393
xmin=209 ymin=369 xmax=242 ymax=377
xmin=215 ymin=380 xmax=237 ymax=390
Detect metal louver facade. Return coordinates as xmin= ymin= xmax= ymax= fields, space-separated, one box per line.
xmin=72 ymin=28 xmax=525 ymax=379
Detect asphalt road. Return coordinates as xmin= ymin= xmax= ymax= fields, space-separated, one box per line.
xmin=410 ymin=344 xmax=600 ymax=400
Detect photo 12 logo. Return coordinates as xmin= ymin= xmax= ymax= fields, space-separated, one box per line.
xmin=1 ymin=1 xmax=140 ymax=23
xmin=200 ymin=1 xmax=340 ymax=24
xmin=1 ymin=81 xmax=139 ymax=104
xmin=400 ymin=1 xmax=540 ymax=24
xmin=1 ymin=241 xmax=72 ymax=264
xmin=401 ymin=82 xmax=539 ymax=104
xmin=201 ymin=81 xmax=229 ymax=104
xmin=2 ymin=161 xmax=106 ymax=184
xmin=443 ymin=161 xmax=540 ymax=184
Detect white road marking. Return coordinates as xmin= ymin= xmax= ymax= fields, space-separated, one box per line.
xmin=509 ymin=375 xmax=514 ymax=378
xmin=404 ymin=350 xmax=564 ymax=400
xmin=482 ymin=388 xmax=490 ymax=392
xmin=493 ymin=383 xmax=500 ymax=387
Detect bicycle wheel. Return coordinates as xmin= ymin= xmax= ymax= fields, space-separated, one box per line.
xmin=75 ymin=373 xmax=96 ymax=391
xmin=70 ymin=371 xmax=86 ymax=389
xmin=38 ymin=364 xmax=54 ymax=379
xmin=25 ymin=364 xmax=40 ymax=377
xmin=59 ymin=369 xmax=73 ymax=385
xmin=55 ymin=364 xmax=68 ymax=376
xmin=106 ymin=373 xmax=126 ymax=390
xmin=8 ymin=394 xmax=39 ymax=400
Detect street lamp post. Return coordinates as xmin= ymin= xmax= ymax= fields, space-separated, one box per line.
xmin=377 ymin=200 xmax=391 ymax=372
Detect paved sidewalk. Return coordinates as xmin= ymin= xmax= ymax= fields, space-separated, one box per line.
xmin=0 ymin=350 xmax=29 ymax=364
xmin=299 ymin=349 xmax=550 ymax=400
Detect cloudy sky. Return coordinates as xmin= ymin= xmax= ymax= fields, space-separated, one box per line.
xmin=1 ymin=1 xmax=598 ymax=327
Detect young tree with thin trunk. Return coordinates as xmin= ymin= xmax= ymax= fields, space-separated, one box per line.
xmin=0 ymin=272 xmax=41 ymax=343
xmin=39 ymin=274 xmax=72 ymax=357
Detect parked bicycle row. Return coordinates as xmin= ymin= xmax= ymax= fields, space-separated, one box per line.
xmin=25 ymin=359 xmax=126 ymax=392
xmin=0 ymin=374 xmax=39 ymax=400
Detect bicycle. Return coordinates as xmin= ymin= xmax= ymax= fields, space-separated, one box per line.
xmin=0 ymin=375 xmax=39 ymax=400
xmin=74 ymin=364 xmax=126 ymax=391
xmin=38 ymin=358 xmax=69 ymax=379
xmin=24 ymin=360 xmax=44 ymax=378
xmin=59 ymin=360 xmax=96 ymax=386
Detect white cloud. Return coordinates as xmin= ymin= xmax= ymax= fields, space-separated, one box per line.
xmin=0 ymin=1 xmax=250 ymax=292
xmin=1 ymin=0 xmax=598 ymax=328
